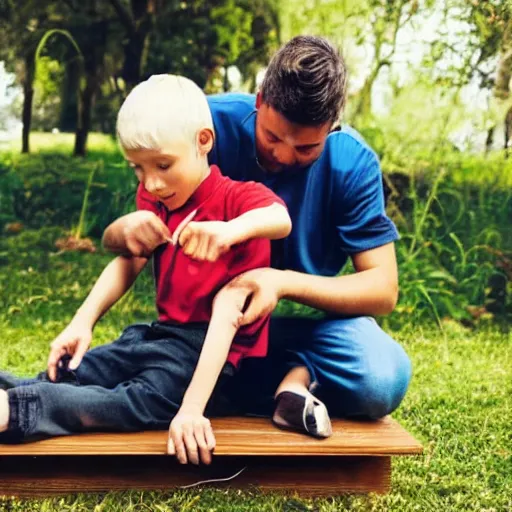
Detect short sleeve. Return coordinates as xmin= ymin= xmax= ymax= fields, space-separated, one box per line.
xmin=226 ymin=180 xmax=286 ymax=218
xmin=334 ymin=151 xmax=399 ymax=254
xmin=135 ymin=182 xmax=159 ymax=214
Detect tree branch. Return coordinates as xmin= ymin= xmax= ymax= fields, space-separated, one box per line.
xmin=109 ymin=0 xmax=135 ymax=35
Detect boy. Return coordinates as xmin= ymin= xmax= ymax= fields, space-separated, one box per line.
xmin=0 ymin=74 xmax=291 ymax=466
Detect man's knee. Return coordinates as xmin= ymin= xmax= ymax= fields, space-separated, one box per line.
xmin=314 ymin=316 xmax=412 ymax=418
xmin=357 ymin=344 xmax=412 ymax=419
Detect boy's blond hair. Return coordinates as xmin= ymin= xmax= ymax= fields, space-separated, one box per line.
xmin=116 ymin=74 xmax=214 ymax=152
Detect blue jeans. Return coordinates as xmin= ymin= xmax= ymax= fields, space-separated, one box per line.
xmin=233 ymin=316 xmax=411 ymax=419
xmin=0 ymin=322 xmax=235 ymax=442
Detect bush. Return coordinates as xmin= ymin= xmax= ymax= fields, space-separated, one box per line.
xmin=0 ymin=150 xmax=137 ymax=237
xmin=1 ymin=133 xmax=510 ymax=328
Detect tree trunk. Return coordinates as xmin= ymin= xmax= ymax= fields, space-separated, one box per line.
xmin=223 ymin=65 xmax=230 ymax=92
xmin=485 ymin=126 xmax=495 ymax=154
xmin=21 ymin=50 xmax=36 ymax=154
xmin=73 ymin=72 xmax=96 ymax=157
xmin=121 ymin=30 xmax=149 ymax=90
xmin=504 ymin=105 xmax=512 ymax=158
xmin=494 ymin=26 xmax=512 ymax=101
xmin=352 ymin=64 xmax=382 ymax=125
xmin=488 ymin=20 xmax=512 ymax=156
xmin=73 ymin=20 xmax=108 ymax=157
xmin=59 ymin=57 xmax=80 ymax=132
xmin=118 ymin=0 xmax=155 ymax=91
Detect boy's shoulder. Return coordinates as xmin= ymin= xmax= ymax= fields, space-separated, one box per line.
xmin=214 ymin=165 xmax=284 ymax=218
xmin=216 ymin=165 xmax=274 ymax=196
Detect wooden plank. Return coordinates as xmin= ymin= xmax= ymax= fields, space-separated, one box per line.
xmin=0 ymin=416 xmax=422 ymax=456
xmin=0 ymin=455 xmax=391 ymax=497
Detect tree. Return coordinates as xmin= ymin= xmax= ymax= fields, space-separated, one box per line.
xmin=422 ymin=1 xmax=512 ymax=153
xmin=109 ymin=0 xmax=156 ymax=92
xmin=351 ymin=0 xmax=425 ymax=124
xmin=145 ymin=0 xmax=266 ymax=91
xmin=235 ymin=0 xmax=279 ymax=92
xmin=0 ymin=1 xmax=54 ymax=152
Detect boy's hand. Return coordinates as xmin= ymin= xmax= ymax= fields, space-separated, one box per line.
xmin=120 ymin=211 xmax=171 ymax=257
xmin=178 ymin=221 xmax=236 ymax=262
xmin=47 ymin=321 xmax=92 ymax=382
xmin=167 ymin=405 xmax=216 ymax=465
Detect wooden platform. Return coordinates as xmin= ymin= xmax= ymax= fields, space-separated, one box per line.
xmin=0 ymin=416 xmax=422 ymax=497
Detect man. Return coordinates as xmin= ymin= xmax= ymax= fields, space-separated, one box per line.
xmin=206 ymin=35 xmax=411 ymax=432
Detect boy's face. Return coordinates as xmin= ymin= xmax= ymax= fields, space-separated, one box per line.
xmin=125 ymin=138 xmax=209 ymax=211
xmin=255 ymin=93 xmax=332 ymax=173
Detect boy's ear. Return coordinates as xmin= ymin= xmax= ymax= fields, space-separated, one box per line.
xmin=256 ymin=91 xmax=262 ymax=109
xmin=197 ymin=128 xmax=214 ymax=156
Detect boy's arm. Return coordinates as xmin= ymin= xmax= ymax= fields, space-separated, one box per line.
xmin=167 ymin=285 xmax=248 ymax=465
xmin=178 ymin=203 xmax=291 ymax=262
xmin=226 ymin=202 xmax=291 ymax=242
xmin=47 ymin=255 xmax=148 ymax=380
xmin=102 ymin=211 xmax=171 ymax=257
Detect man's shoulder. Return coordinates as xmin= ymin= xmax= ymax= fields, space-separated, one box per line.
xmin=322 ymin=125 xmax=380 ymax=181
xmin=207 ymin=93 xmax=256 ymax=121
xmin=327 ymin=125 xmax=378 ymax=161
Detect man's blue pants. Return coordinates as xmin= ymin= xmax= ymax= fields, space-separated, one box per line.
xmin=235 ymin=315 xmax=412 ymax=419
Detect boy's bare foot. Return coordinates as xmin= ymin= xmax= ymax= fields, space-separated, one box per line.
xmin=272 ymin=389 xmax=332 ymax=438
xmin=0 ymin=389 xmax=9 ymax=432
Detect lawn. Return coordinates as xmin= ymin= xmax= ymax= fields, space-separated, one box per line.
xmin=0 ymin=132 xmax=510 ymax=510
xmin=0 ymin=235 xmax=510 ymax=511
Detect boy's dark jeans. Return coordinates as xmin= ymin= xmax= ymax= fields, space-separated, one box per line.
xmin=0 ymin=322 xmax=236 ymax=442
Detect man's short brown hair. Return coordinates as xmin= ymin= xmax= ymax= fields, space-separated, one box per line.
xmin=260 ymin=35 xmax=347 ymax=126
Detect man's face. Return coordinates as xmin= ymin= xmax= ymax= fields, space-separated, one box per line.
xmin=255 ymin=95 xmax=332 ymax=173
xmin=125 ymin=140 xmax=207 ymax=211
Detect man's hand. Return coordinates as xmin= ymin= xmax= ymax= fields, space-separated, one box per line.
xmin=118 ymin=211 xmax=171 ymax=257
xmin=167 ymin=405 xmax=216 ymax=465
xmin=225 ymin=268 xmax=285 ymax=326
xmin=47 ymin=321 xmax=93 ymax=381
xmin=178 ymin=221 xmax=237 ymax=262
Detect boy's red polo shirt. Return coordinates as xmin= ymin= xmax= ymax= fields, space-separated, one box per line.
xmin=136 ymin=165 xmax=286 ymax=368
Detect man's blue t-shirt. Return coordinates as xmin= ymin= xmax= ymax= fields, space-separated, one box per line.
xmin=207 ymin=93 xmax=399 ymax=277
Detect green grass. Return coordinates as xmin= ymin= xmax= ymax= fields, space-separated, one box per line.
xmin=0 ymin=134 xmax=510 ymax=509
xmin=3 ymin=132 xmax=119 ymax=157
xmin=0 ymin=232 xmax=511 ymax=511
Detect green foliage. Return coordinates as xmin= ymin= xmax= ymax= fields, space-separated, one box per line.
xmin=212 ymin=0 xmax=254 ymax=64
xmin=32 ymin=57 xmax=65 ymax=131
xmin=1 ymin=132 xmax=511 ymax=327
xmin=0 ymin=134 xmax=135 ymax=237
xmin=383 ymin=162 xmax=511 ymax=327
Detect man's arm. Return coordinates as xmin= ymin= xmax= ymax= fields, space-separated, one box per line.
xmin=47 ymin=255 xmax=148 ymax=380
xmin=281 ymin=242 xmax=398 ymax=315
xmin=167 ymin=285 xmax=248 ymax=465
xmin=230 ymin=243 xmax=398 ymax=326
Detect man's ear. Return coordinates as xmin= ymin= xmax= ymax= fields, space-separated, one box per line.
xmin=256 ymin=91 xmax=262 ymax=109
xmin=197 ymin=128 xmax=214 ymax=156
